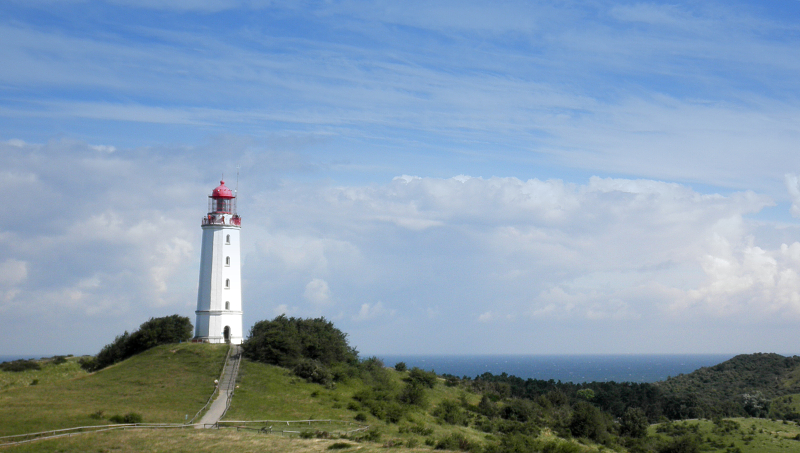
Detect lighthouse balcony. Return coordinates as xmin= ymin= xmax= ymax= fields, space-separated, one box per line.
xmin=202 ymin=214 xmax=242 ymax=226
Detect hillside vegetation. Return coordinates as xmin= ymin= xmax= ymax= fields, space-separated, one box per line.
xmin=0 ymin=343 xmax=226 ymax=436
xmin=4 ymin=315 xmax=800 ymax=453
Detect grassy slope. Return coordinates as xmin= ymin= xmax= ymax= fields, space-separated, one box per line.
xmin=650 ymin=418 xmax=800 ymax=453
xmin=224 ymin=360 xmax=591 ymax=451
xmin=658 ymin=353 xmax=800 ymax=401
xmin=0 ymin=358 xmax=87 ymax=390
xmin=0 ymin=343 xmax=227 ymax=436
xmin=2 ymin=429 xmax=425 ymax=453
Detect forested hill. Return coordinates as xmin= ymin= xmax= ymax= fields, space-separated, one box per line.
xmin=656 ymin=353 xmax=800 ymax=418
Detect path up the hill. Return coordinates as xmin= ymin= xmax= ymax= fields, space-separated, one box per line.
xmin=196 ymin=344 xmax=242 ymax=428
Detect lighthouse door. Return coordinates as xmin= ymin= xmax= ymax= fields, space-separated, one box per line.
xmin=223 ymin=326 xmax=230 ymax=344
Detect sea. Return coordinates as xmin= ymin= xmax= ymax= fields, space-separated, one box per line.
xmin=378 ymin=354 xmax=738 ymax=384
xmin=0 ymin=353 xmax=756 ymax=384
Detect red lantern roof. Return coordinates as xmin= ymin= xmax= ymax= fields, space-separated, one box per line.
xmin=211 ymin=180 xmax=234 ymax=199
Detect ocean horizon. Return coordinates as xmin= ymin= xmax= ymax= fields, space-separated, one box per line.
xmin=5 ymin=352 xmax=796 ymax=384
xmin=378 ymin=354 xmax=740 ymax=383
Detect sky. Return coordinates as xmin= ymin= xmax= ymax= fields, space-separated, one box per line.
xmin=2 ymin=0 xmax=800 ymax=357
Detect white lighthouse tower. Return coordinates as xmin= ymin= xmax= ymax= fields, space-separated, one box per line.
xmin=194 ymin=180 xmax=243 ymax=344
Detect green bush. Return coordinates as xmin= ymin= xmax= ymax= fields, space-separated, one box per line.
xmin=405 ymin=367 xmax=438 ymax=389
xmin=0 ymin=359 xmax=41 ymax=372
xmin=328 ymin=442 xmax=353 ymax=450
xmin=434 ymin=433 xmax=480 ymax=451
xmin=394 ymin=361 xmax=407 ymax=372
xmin=398 ymin=382 xmax=428 ymax=407
xmin=85 ymin=315 xmax=193 ymax=371
xmin=51 ymin=356 xmax=68 ymax=365
xmin=293 ymin=359 xmax=332 ymax=385
xmin=109 ymin=412 xmax=143 ymax=424
xmin=243 ymin=315 xmax=358 ymax=368
xmin=434 ymin=399 xmax=469 ymax=426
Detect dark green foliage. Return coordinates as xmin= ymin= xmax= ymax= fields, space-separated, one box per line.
xmin=434 ymin=399 xmax=469 ymax=426
xmin=0 ymin=359 xmax=41 ymax=372
xmin=394 ymin=361 xmax=407 ymax=372
xmin=398 ymin=382 xmax=428 ymax=407
xmin=354 ymin=412 xmax=367 ymax=422
xmin=569 ymin=401 xmax=612 ymax=443
xmin=51 ymin=356 xmax=67 ymax=365
xmin=84 ymin=315 xmax=193 ymax=371
xmin=478 ymin=394 xmax=499 ymax=418
xmin=293 ymin=358 xmax=332 ymax=385
xmin=620 ymin=407 xmax=649 ymax=438
xmin=434 ymin=433 xmax=480 ymax=451
xmin=404 ymin=367 xmax=438 ymax=389
xmin=328 ymin=442 xmax=353 ymax=450
xmin=499 ymin=398 xmax=537 ymax=423
xmin=658 ymin=353 xmax=800 ymax=418
xmin=109 ymin=412 xmax=143 ymax=424
xmin=243 ymin=315 xmax=358 ymax=368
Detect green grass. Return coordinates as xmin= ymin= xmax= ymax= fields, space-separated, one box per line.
xmin=0 ymin=343 xmax=227 ymax=436
xmin=0 ymin=356 xmax=87 ymax=390
xmin=2 ymin=428 xmax=419 ymax=453
xmin=651 ymin=418 xmax=800 ymax=453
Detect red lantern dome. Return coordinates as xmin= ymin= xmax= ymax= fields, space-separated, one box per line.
xmin=211 ymin=180 xmax=234 ymax=199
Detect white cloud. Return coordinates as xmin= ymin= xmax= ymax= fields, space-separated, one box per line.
xmin=353 ymin=302 xmax=394 ymax=322
xmin=303 ymin=278 xmax=333 ymax=306
xmin=786 ymin=174 xmax=800 ymax=217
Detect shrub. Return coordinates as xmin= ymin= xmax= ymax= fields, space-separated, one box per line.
xmin=243 ymin=315 xmax=358 ymax=368
xmin=328 ymin=442 xmax=353 ymax=450
xmin=109 ymin=412 xmax=143 ymax=424
xmin=398 ymin=382 xmax=428 ymax=407
xmin=293 ymin=359 xmax=332 ymax=385
xmin=569 ymin=401 xmax=611 ymax=443
xmin=355 ymin=412 xmax=367 ymax=422
xmin=394 ymin=361 xmax=407 ymax=372
xmin=620 ymin=407 xmax=649 ymax=438
xmin=434 ymin=433 xmax=479 ymax=451
xmin=0 ymin=359 xmax=41 ymax=372
xmin=405 ymin=367 xmax=438 ymax=389
xmin=86 ymin=315 xmax=193 ymax=371
xmin=51 ymin=356 xmax=68 ymax=365
xmin=434 ymin=399 xmax=469 ymax=426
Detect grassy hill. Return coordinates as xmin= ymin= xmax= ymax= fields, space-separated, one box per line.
xmin=656 ymin=353 xmax=800 ymax=419
xmin=0 ymin=343 xmax=227 ymax=436
xmin=5 ymin=345 xmax=800 ymax=453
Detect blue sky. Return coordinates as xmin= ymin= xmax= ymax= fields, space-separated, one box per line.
xmin=2 ymin=0 xmax=800 ymax=357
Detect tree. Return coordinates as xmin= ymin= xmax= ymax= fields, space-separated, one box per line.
xmin=242 ymin=315 xmax=358 ymax=368
xmin=620 ymin=407 xmax=649 ymax=438
xmin=85 ymin=315 xmax=193 ymax=371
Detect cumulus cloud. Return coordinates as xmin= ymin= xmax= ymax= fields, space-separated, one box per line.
xmin=303 ymin=278 xmax=333 ymax=306
xmin=353 ymin=302 xmax=395 ymax=322
xmin=786 ymin=174 xmax=800 ymax=217
xmin=3 ymin=137 xmax=799 ymax=354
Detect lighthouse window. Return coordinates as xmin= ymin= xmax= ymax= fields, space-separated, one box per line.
xmin=226 ymin=234 xmax=230 ymax=244
xmin=225 ymin=256 xmax=230 ymax=266
xmin=225 ymin=279 xmax=230 ymax=289
xmin=225 ymin=301 xmax=230 ymax=310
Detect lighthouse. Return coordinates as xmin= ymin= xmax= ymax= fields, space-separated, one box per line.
xmin=194 ymin=180 xmax=243 ymax=344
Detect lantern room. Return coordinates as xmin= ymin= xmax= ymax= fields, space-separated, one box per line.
xmin=209 ymin=180 xmax=236 ymax=214
xmin=202 ymin=180 xmax=241 ymax=227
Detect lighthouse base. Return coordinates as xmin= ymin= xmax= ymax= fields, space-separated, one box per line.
xmin=194 ymin=310 xmax=243 ymax=345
